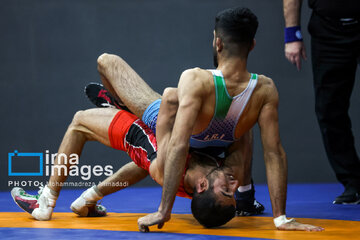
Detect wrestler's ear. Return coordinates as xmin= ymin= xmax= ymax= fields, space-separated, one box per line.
xmin=250 ymin=39 xmax=256 ymax=52
xmin=196 ymin=177 xmax=209 ymax=193
xmin=216 ymin=37 xmax=223 ymax=52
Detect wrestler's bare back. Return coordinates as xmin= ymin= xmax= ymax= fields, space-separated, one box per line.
xmin=183 ymin=67 xmax=276 ymax=139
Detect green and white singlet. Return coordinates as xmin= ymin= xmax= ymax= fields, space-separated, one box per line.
xmin=189 ymin=69 xmax=258 ymax=149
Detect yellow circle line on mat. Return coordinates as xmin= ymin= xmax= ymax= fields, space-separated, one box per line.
xmin=0 ymin=212 xmax=359 ymax=240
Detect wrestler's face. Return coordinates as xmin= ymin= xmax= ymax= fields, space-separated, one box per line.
xmin=208 ymin=170 xmax=238 ymax=207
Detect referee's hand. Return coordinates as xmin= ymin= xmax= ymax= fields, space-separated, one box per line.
xmin=285 ymin=41 xmax=307 ymax=71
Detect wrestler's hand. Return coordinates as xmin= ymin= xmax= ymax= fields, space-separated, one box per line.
xmin=137 ymin=211 xmax=171 ymax=232
xmin=277 ymin=219 xmax=324 ymax=232
xmin=285 ymin=41 xmax=307 ymax=71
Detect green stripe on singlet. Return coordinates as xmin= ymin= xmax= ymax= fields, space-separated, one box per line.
xmin=213 ymin=74 xmax=233 ymax=119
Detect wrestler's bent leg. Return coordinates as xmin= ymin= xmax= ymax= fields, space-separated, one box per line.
xmin=71 ymin=110 xmax=158 ymax=217
xmin=47 ymin=108 xmax=120 ymax=192
xmin=97 ymin=53 xmax=161 ymax=118
xmin=11 ymin=108 xmax=147 ymax=220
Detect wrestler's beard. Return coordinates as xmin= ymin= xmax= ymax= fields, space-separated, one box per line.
xmin=213 ymin=46 xmax=218 ymax=68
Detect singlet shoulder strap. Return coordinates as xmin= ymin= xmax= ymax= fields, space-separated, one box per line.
xmin=209 ymin=70 xmax=233 ymax=119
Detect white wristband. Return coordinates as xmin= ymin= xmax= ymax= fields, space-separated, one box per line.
xmin=273 ymin=215 xmax=295 ymax=228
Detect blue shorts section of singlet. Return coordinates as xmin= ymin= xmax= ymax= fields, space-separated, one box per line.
xmin=142 ymin=99 xmax=161 ymax=134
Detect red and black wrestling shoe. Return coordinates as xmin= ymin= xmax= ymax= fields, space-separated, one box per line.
xmin=84 ymin=82 xmax=131 ymax=112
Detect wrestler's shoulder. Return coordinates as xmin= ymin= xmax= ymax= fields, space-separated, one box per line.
xmin=181 ymin=67 xmax=211 ymax=79
xmin=257 ymin=74 xmax=275 ymax=85
xmin=255 ymin=74 xmax=279 ymax=100
xmin=180 ymin=68 xmax=212 ymax=89
xmin=256 ymin=74 xmax=277 ymax=91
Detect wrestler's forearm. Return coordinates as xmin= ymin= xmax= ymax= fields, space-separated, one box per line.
xmin=155 ymin=89 xmax=179 ymax=172
xmin=226 ymin=131 xmax=253 ymax=185
xmin=158 ymin=142 xmax=188 ymax=216
xmin=264 ymin=146 xmax=288 ymax=218
xmin=283 ymin=0 xmax=302 ymax=27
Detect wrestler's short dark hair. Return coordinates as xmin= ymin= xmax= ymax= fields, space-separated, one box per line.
xmin=191 ymin=186 xmax=236 ymax=228
xmin=215 ymin=7 xmax=258 ymax=56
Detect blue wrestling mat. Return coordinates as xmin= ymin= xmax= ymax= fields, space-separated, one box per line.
xmin=0 ymin=183 xmax=359 ymax=240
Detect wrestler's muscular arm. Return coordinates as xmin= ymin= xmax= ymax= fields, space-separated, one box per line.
xmin=258 ymin=81 xmax=287 ymax=218
xmin=259 ymin=79 xmax=323 ymax=231
xmin=138 ymin=69 xmax=203 ymax=232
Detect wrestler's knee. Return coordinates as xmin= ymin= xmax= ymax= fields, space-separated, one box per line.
xmin=97 ymin=53 xmax=110 ymax=72
xmin=69 ymin=110 xmax=86 ymax=130
xmin=162 ymin=87 xmax=178 ymax=105
xmin=97 ymin=53 xmax=125 ymax=73
xmin=68 ymin=110 xmax=95 ymax=140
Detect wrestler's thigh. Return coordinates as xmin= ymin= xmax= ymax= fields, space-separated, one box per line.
xmin=73 ymin=108 xmax=120 ymax=147
xmin=97 ymin=53 xmax=161 ymax=118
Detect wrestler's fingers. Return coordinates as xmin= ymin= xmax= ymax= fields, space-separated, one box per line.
xmin=138 ymin=217 xmax=149 ymax=232
xmin=140 ymin=226 xmax=149 ymax=233
xmin=303 ymin=224 xmax=324 ymax=232
xmin=158 ymin=222 xmax=165 ymax=229
xmin=138 ymin=222 xmax=150 ymax=232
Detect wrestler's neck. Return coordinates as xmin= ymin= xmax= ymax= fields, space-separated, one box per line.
xmin=217 ymin=55 xmax=250 ymax=81
xmin=183 ymin=164 xmax=212 ymax=194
